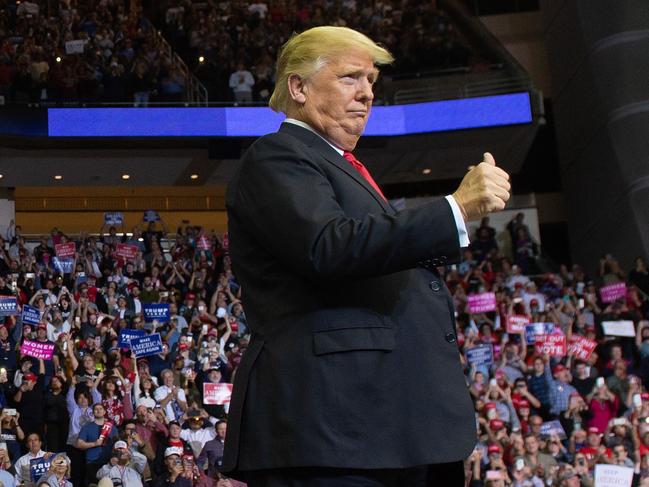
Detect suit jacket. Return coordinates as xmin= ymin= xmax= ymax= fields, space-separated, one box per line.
xmin=222 ymin=122 xmax=476 ymax=474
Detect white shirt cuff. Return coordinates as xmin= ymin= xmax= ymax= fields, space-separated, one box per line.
xmin=445 ymin=195 xmax=470 ymax=248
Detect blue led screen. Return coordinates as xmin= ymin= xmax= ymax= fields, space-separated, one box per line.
xmin=47 ymin=92 xmax=532 ymax=137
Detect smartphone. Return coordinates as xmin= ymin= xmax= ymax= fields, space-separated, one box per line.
xmin=634 ymin=394 xmax=643 ymax=408
xmin=490 ymin=378 xmax=498 ymax=387
xmin=0 ymin=369 xmax=6 ymax=382
xmin=513 ymin=297 xmax=522 ymax=304
xmin=4 ymin=409 xmax=16 ymax=416
xmin=597 ymin=377 xmax=605 ymax=388
xmin=0 ymin=442 xmax=6 ymax=451
xmin=515 ymin=458 xmax=525 ymax=471
xmin=613 ymin=417 xmax=626 ymax=426
xmin=202 ymin=324 xmax=208 ymax=335
xmin=578 ymin=298 xmax=585 ymax=309
xmin=25 ymin=273 xmax=35 ymax=280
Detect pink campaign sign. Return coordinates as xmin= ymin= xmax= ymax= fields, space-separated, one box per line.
xmin=468 ymin=293 xmax=497 ymax=314
xmin=203 ymin=383 xmax=233 ymax=405
xmin=600 ymin=282 xmax=627 ymax=303
xmin=507 ymin=315 xmax=530 ymax=333
xmin=20 ymin=340 xmax=55 ymax=360
xmin=534 ymin=332 xmax=567 ymax=357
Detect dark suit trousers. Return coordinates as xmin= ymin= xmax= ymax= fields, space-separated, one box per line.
xmin=243 ymin=461 xmax=465 ymax=487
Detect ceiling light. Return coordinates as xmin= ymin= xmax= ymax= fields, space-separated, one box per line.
xmin=121 ymin=174 xmax=130 ymax=180
xmin=190 ymin=174 xmax=199 ymax=180
xmin=198 ymin=56 xmax=205 ymax=64
xmin=422 ymin=168 xmax=432 ymax=175
xmin=0 ymin=174 xmax=3 ymax=179
xmin=54 ymin=175 xmax=63 ymax=180
xmin=56 ymin=56 xmax=62 ymax=63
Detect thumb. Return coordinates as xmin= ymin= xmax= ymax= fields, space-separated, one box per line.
xmin=483 ymin=152 xmax=496 ymax=165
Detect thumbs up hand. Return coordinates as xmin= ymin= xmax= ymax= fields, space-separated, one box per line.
xmin=452 ymin=152 xmax=511 ymax=221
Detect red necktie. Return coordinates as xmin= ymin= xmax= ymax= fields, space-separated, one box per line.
xmin=342 ymin=151 xmax=387 ymax=202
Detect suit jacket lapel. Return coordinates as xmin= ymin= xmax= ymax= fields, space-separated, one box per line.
xmin=278 ymin=122 xmax=393 ymax=213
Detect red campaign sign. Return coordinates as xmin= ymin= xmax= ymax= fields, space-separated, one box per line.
xmin=115 ymin=243 xmax=138 ymax=262
xmin=507 ymin=315 xmax=530 ymax=333
xmin=568 ymin=334 xmax=597 ymax=360
xmin=203 ymin=383 xmax=233 ymax=405
xmin=222 ymin=233 xmax=229 ymax=251
xmin=534 ymin=332 xmax=567 ymax=357
xmin=55 ymin=242 xmax=76 ymax=258
xmin=197 ymin=235 xmax=211 ymax=251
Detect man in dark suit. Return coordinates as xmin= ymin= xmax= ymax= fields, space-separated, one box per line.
xmin=222 ymin=26 xmax=511 ymax=486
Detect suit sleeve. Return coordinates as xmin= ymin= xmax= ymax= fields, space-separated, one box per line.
xmin=231 ymin=134 xmax=461 ymax=280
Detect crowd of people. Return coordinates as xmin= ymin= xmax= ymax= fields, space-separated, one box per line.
xmin=172 ymin=0 xmax=478 ymax=103
xmin=0 ymin=0 xmax=185 ymax=105
xmin=0 ymin=212 xmax=646 ymax=486
xmin=0 ymin=0 xmax=482 ymax=105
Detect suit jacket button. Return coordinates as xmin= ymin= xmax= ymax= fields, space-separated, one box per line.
xmin=445 ymin=333 xmax=456 ymax=343
xmin=429 ymin=280 xmax=441 ymax=292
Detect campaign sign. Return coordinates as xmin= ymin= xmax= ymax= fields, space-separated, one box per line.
xmin=52 ymin=256 xmax=74 ymax=274
xmin=602 ymin=320 xmax=635 ymax=337
xmin=143 ymin=210 xmax=160 ymax=222
xmin=143 ymin=304 xmax=170 ymax=323
xmin=116 ymin=243 xmax=138 ymax=262
xmin=30 ymin=456 xmax=52 ymax=483
xmin=569 ymin=335 xmax=598 ymax=360
xmin=525 ymin=323 xmax=556 ymax=345
xmin=0 ymin=297 xmax=18 ymax=317
xmin=467 ymin=292 xmax=497 ymax=314
xmin=20 ymin=339 xmax=55 ymax=360
xmin=465 ymin=344 xmax=494 ymax=366
xmin=130 ymin=333 xmax=163 ymax=357
xmin=600 ymin=282 xmax=627 ymax=304
xmin=203 ymin=383 xmax=233 ymax=405
xmin=104 ymin=212 xmax=123 ymax=225
xmin=21 ymin=304 xmax=40 ymax=325
xmin=55 ymin=242 xmax=76 ymax=258
xmin=594 ymin=464 xmax=633 ymax=487
xmin=507 ymin=315 xmax=530 ymax=333
xmin=197 ymin=235 xmax=211 ymax=251
xmin=119 ymin=329 xmax=146 ymax=348
xmin=534 ymin=332 xmax=567 ymax=357
xmin=540 ymin=420 xmax=566 ymax=439
xmin=222 ymin=232 xmax=229 ymax=251
xmin=65 ymin=39 xmax=85 ymax=54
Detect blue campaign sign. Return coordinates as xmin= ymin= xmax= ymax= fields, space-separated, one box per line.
xmin=0 ymin=297 xmax=18 ymax=317
xmin=143 ymin=210 xmax=160 ymax=222
xmin=525 ymin=323 xmax=556 ymax=345
xmin=21 ymin=304 xmax=40 ymax=325
xmin=52 ymin=256 xmax=74 ymax=274
xmin=143 ymin=304 xmax=170 ymax=323
xmin=466 ymin=344 xmax=494 ymax=366
xmin=130 ymin=333 xmax=163 ymax=357
xmin=119 ymin=329 xmax=146 ymax=348
xmin=104 ymin=212 xmax=123 ymax=225
xmin=30 ymin=456 xmax=51 ymax=482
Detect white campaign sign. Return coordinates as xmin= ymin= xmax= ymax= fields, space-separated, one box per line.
xmin=594 ymin=464 xmax=633 ymax=487
xmin=601 ymin=320 xmax=635 ymax=337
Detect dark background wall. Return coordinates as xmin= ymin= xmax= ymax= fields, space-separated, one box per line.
xmin=542 ymin=0 xmax=649 ymax=271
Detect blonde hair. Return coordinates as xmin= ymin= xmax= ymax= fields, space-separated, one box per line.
xmin=269 ymin=26 xmax=394 ymax=113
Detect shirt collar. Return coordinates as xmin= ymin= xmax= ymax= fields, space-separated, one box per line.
xmin=284 ymin=118 xmax=344 ymax=156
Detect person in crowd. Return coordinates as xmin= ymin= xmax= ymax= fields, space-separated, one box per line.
xmin=96 ymin=439 xmax=146 ymax=486
xmin=14 ymin=433 xmax=49 ymax=487
xmin=76 ymin=402 xmax=118 ymax=485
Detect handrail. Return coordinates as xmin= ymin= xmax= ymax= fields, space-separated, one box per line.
xmin=151 ymin=29 xmax=208 ymax=106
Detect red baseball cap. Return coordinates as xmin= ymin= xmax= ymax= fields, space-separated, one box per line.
xmin=179 ymin=343 xmax=189 ymax=351
xmin=552 ymin=364 xmax=567 ymax=375
xmin=186 ymin=293 xmax=195 ymax=300
xmin=642 ymin=393 xmax=649 ymax=401
xmin=490 ymin=419 xmax=505 ymax=431
xmin=484 ymin=402 xmax=497 ymax=411
xmin=37 ymin=322 xmax=47 ymax=330
xmin=23 ymin=373 xmax=37 ymax=382
xmin=487 ymin=444 xmax=502 ymax=454
xmin=588 ymin=427 xmax=601 ymax=435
